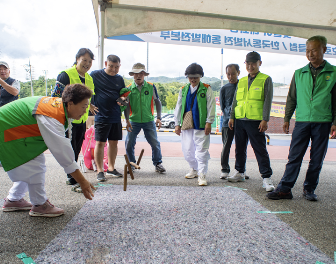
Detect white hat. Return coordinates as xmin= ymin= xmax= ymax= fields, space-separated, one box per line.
xmin=129 ymin=63 xmax=149 ymax=76
xmin=0 ymin=61 xmax=9 ymax=68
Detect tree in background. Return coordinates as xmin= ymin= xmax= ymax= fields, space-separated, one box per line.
xmin=123 ymin=77 xmax=132 ymax=87
xmin=155 ymin=83 xmax=167 ymax=106
xmin=166 ymin=91 xmax=179 ymax=110
xmin=20 ymin=76 xmax=56 ymax=98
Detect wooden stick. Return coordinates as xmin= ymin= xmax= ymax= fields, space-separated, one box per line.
xmin=124 ymin=154 xmax=134 ymax=180
xmin=123 ymin=164 xmax=127 ymax=191
xmin=129 ymin=162 xmax=140 ymax=170
xmin=137 ymin=149 xmax=145 ymax=165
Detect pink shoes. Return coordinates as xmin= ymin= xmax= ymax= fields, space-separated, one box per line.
xmin=2 ymin=198 xmax=32 ymax=212
xmin=29 ymin=200 xmax=64 ymax=217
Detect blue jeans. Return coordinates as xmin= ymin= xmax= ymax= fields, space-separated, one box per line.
xmin=277 ymin=122 xmax=331 ymax=192
xmin=125 ymin=121 xmax=162 ymax=166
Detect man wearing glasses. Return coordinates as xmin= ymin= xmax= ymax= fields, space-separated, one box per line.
xmin=227 ymin=51 xmax=274 ymax=192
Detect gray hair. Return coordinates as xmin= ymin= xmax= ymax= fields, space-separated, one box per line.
xmin=306 ymin=36 xmax=327 ymax=47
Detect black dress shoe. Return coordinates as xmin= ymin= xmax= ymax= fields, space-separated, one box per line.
xmin=303 ymin=190 xmax=318 ymax=201
xmin=266 ymin=188 xmax=293 ymax=200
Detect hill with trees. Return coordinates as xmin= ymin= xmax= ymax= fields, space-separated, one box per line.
xmin=19 ymin=76 xmax=285 ymax=111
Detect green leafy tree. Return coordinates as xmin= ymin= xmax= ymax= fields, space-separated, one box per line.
xmin=19 ymin=76 xmax=56 ymax=98
xmin=123 ymin=77 xmax=133 ymax=87
xmin=166 ymin=91 xmax=179 ymax=110
xmin=155 ymin=83 xmax=168 ymax=106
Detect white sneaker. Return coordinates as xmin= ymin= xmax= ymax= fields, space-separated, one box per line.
xmin=220 ymin=172 xmax=229 ymax=179
xmin=228 ymin=170 xmax=246 ymax=182
xmin=263 ymin=178 xmax=275 ymax=192
xmin=198 ymin=173 xmax=207 ymax=186
xmin=185 ymin=168 xmax=198 ymax=179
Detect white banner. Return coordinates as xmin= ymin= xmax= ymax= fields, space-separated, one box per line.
xmin=108 ymin=29 xmax=336 ymax=58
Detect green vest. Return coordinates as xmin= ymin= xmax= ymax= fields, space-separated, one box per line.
xmin=235 ymin=72 xmax=269 ymax=120
xmin=180 ymin=82 xmax=209 ymax=129
xmin=0 ymin=97 xmax=68 ymax=171
xmin=128 ymin=81 xmax=155 ymax=123
xmin=63 ymin=65 xmax=94 ymax=124
xmin=295 ymin=61 xmax=336 ymax=122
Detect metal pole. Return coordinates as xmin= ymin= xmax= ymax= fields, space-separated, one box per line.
xmin=146 ymin=42 xmax=149 ymax=81
xmin=23 ymin=59 xmax=34 ymax=96
xmin=99 ymin=3 xmax=106 ymax=69
xmin=220 ymin=48 xmax=223 ymax=87
xmin=29 ymin=60 xmax=34 ymax=96
xmin=43 ymin=70 xmax=48 ymax=96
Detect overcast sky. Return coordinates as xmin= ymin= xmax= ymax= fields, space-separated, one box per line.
xmin=1 ymin=0 xmax=336 ymax=85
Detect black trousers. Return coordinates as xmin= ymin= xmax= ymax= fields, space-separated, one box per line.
xmin=277 ymin=122 xmax=331 ymax=192
xmin=221 ymin=127 xmax=235 ymax=173
xmin=66 ymin=122 xmax=86 ymax=181
xmin=234 ymin=119 xmax=272 ymax=178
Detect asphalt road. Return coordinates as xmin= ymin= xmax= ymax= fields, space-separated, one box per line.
xmin=0 ymin=134 xmax=336 ymax=263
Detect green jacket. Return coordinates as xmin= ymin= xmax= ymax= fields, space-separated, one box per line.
xmin=295 ymin=61 xmax=336 ymax=122
xmin=180 ymin=82 xmax=209 ymax=129
xmin=235 ymin=72 xmax=269 ymax=120
xmin=63 ymin=65 xmax=94 ymax=124
xmin=128 ymin=81 xmax=155 ymax=123
xmin=0 ymin=97 xmax=68 ymax=171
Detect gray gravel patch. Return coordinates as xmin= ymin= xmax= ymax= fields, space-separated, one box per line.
xmin=35 ymin=185 xmax=333 ymax=264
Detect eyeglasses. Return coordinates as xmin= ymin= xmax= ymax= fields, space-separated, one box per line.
xmin=244 ymin=61 xmax=258 ymax=66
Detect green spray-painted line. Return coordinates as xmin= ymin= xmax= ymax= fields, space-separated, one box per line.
xmin=16 ymin=253 xmax=35 ymax=264
xmin=224 ymin=185 xmax=247 ymax=191
xmin=257 ymin=211 xmax=293 ymax=214
xmin=314 ymin=251 xmax=336 ymax=264
xmin=94 ymin=183 xmax=113 ymax=188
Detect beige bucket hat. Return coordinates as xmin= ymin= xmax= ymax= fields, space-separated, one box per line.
xmin=129 ymin=63 xmax=149 ymax=76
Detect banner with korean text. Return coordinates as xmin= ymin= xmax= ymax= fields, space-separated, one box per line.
xmin=270 ymin=103 xmax=296 ymax=119
xmin=108 ymin=29 xmax=336 ymax=59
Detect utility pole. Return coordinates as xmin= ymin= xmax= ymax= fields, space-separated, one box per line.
xmin=146 ymin=42 xmax=149 ymax=81
xmin=23 ymin=59 xmax=34 ymax=96
xmin=220 ymin=48 xmax=224 ymax=87
xmin=42 ymin=70 xmax=48 ymax=96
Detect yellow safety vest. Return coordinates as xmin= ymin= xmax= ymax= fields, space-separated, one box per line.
xmin=64 ymin=65 xmax=95 ymax=123
xmin=235 ymin=72 xmax=268 ymax=120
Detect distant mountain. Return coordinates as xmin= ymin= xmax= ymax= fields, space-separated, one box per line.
xmin=146 ymin=76 xmax=221 ymax=84
xmin=124 ymin=76 xmax=285 ymax=92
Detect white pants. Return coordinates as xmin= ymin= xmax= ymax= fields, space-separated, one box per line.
xmin=7 ymin=154 xmax=47 ymax=205
xmin=181 ymin=129 xmax=210 ymax=174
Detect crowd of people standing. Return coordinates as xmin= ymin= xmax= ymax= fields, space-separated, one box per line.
xmin=0 ymin=34 xmax=335 ymax=218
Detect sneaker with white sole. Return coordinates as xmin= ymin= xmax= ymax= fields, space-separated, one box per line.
xmin=106 ymin=169 xmax=123 ymax=177
xmin=29 ymin=200 xmax=64 ymax=217
xmin=97 ymin=172 xmax=107 ymax=182
xmin=198 ymin=173 xmax=207 ymax=186
xmin=220 ymin=172 xmax=229 ymax=179
xmin=155 ymin=164 xmax=166 ymax=173
xmin=2 ymin=198 xmax=32 ymax=212
xmin=228 ymin=170 xmax=246 ymax=182
xmin=263 ymin=177 xmax=275 ymax=192
xmin=185 ymin=168 xmax=198 ymax=179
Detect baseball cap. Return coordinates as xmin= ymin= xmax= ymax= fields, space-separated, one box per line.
xmin=0 ymin=61 xmax=9 ymax=68
xmin=245 ymin=52 xmax=261 ymax=63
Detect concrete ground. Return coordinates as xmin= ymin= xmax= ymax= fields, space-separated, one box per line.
xmin=0 ymin=133 xmax=335 ymax=263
